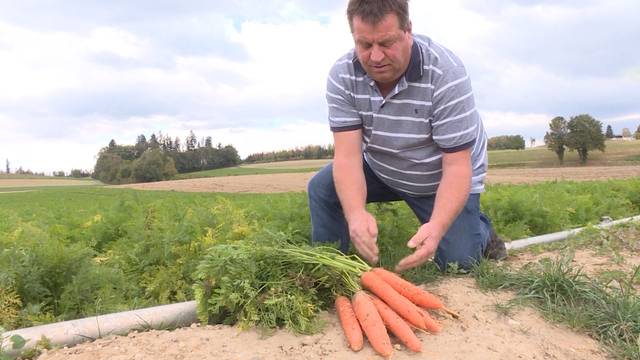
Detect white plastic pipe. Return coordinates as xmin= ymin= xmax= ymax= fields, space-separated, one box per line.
xmin=506 ymin=214 xmax=640 ymax=250
xmin=1 ymin=301 xmax=197 ymax=357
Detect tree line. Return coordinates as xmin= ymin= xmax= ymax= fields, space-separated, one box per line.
xmin=244 ymin=144 xmax=334 ymax=163
xmin=93 ymin=131 xmax=241 ymax=184
xmin=2 ymin=159 xmax=91 ymax=178
xmin=486 ymin=135 xmax=525 ymax=150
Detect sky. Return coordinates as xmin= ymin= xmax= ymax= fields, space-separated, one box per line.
xmin=0 ymin=0 xmax=639 ymax=174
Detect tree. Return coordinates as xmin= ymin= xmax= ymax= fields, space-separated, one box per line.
xmin=135 ymin=134 xmax=148 ymax=157
xmin=93 ymin=151 xmax=125 ymax=184
xmin=544 ymin=116 xmax=568 ymax=163
xmin=70 ymin=169 xmax=91 ymax=178
xmin=149 ymin=133 xmax=160 ymax=149
xmin=5 ymin=159 xmax=9 ymax=174
xmin=622 ymin=128 xmax=632 ymax=138
xmin=605 ymin=125 xmax=614 ymax=138
xmin=635 ymin=125 xmax=640 ymax=140
xmin=185 ymin=131 xmax=197 ymax=151
xmin=565 ymin=114 xmax=605 ymax=164
xmin=108 ymin=139 xmax=117 ymax=148
xmin=204 ymin=136 xmax=213 ymax=148
xmin=487 ymin=135 xmax=525 ymax=150
xmin=131 ymin=148 xmax=177 ymax=183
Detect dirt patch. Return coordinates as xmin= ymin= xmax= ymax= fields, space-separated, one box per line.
xmin=0 ymin=179 xmax=99 ymax=188
xmin=37 ymin=278 xmax=607 ymax=360
xmin=114 ymin=165 xmax=640 ymax=193
xmin=113 ymin=173 xmax=316 ymax=193
xmin=485 ymin=165 xmax=640 ymax=185
xmin=509 ymin=248 xmax=640 ymax=281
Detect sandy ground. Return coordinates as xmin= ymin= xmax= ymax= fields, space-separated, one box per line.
xmin=37 ymin=277 xmax=608 ymax=360
xmin=113 ymin=165 xmax=640 ymax=193
xmin=510 ymin=249 xmax=640 ymax=291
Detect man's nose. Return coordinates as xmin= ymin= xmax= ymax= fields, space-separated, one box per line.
xmin=370 ymin=45 xmax=384 ymax=63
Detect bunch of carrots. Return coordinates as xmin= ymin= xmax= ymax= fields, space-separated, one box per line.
xmin=335 ymin=268 xmax=458 ymax=357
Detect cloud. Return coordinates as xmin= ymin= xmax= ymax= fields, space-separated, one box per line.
xmin=411 ymin=0 xmax=640 ymax=119
xmin=1 ymin=0 xmax=639 ymax=173
xmin=0 ymin=1 xmax=346 ymax=31
xmin=480 ymin=110 xmax=552 ymax=144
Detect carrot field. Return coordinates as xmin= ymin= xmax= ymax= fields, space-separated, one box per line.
xmin=1 ymin=176 xmax=640 ymax=359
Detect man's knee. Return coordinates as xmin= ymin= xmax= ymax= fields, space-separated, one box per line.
xmin=307 ymin=165 xmax=335 ymax=201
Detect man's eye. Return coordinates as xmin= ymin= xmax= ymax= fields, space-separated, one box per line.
xmin=360 ymin=43 xmax=372 ymax=50
xmin=380 ymin=40 xmax=394 ymax=48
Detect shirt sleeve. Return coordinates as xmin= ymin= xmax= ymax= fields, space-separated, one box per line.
xmin=430 ymin=65 xmax=478 ymax=152
xmin=326 ymin=62 xmax=362 ymax=132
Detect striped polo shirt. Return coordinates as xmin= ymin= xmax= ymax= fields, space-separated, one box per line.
xmin=326 ymin=34 xmax=488 ymax=196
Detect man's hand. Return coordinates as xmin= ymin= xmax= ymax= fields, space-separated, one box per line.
xmin=347 ymin=210 xmax=379 ymax=264
xmin=395 ymin=222 xmax=445 ymax=272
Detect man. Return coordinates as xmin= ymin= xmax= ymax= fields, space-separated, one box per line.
xmin=308 ymin=0 xmax=506 ymax=272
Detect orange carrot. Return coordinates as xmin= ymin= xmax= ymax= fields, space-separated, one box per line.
xmin=418 ymin=308 xmax=442 ymax=334
xmin=335 ymin=295 xmax=364 ymax=351
xmin=360 ymin=271 xmax=426 ymax=330
xmin=352 ymin=291 xmax=393 ymax=358
xmin=370 ymin=295 xmax=422 ymax=353
xmin=372 ymin=267 xmax=459 ymax=318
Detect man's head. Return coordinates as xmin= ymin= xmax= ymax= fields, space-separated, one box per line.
xmin=347 ymin=0 xmax=413 ymax=93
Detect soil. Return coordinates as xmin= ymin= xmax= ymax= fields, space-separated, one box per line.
xmin=510 ymin=249 xmax=640 ymax=290
xmin=37 ymin=278 xmax=609 ymax=360
xmin=113 ymin=165 xmax=640 ymax=193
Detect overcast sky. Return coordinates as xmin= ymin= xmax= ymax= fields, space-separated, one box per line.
xmin=1 ymin=0 xmax=639 ymax=173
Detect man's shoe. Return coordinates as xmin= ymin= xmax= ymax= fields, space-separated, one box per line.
xmin=484 ymin=229 xmax=508 ymax=260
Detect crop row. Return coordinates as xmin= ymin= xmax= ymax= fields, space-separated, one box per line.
xmin=1 ymin=179 xmax=639 ymax=330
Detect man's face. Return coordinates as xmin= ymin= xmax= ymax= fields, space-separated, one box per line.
xmin=352 ymin=13 xmax=413 ymax=90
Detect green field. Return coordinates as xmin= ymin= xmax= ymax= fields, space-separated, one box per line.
xmin=488 ymin=139 xmax=640 ymax=168
xmin=3 ymin=144 xmax=640 ymax=359
xmin=171 ymin=140 xmax=640 ymax=180
xmin=0 ymin=181 xmax=101 ymax=193
xmin=242 ymin=159 xmax=331 ymax=169
xmin=1 ymin=178 xmax=639 ymax=330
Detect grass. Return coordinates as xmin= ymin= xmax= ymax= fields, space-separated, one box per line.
xmin=0 ymin=174 xmax=95 ymax=180
xmin=0 ymin=179 xmax=101 ymax=189
xmin=241 ymin=159 xmax=330 ymax=169
xmin=514 ymin=221 xmax=640 ymax=259
xmin=0 ymin=189 xmax=37 ymax=193
xmin=477 ymin=222 xmax=640 ymax=359
xmin=1 ymin=180 xmax=639 ymax=356
xmin=474 ymin=257 xmax=640 ymax=359
xmin=488 ymin=140 xmax=640 ymax=168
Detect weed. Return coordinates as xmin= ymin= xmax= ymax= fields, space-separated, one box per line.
xmin=473 ymin=258 xmax=640 ymax=359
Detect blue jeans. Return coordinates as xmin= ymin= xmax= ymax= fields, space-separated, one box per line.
xmin=307 ymin=160 xmax=492 ymax=270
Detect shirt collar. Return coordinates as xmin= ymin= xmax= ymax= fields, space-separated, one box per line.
xmin=352 ymin=37 xmax=423 ymax=83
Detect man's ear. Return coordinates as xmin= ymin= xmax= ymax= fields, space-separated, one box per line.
xmin=406 ymin=20 xmax=412 ymax=34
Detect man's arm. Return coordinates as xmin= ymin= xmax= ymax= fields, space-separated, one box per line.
xmin=395 ymin=147 xmax=471 ymax=272
xmin=333 ymin=130 xmax=379 ymax=264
